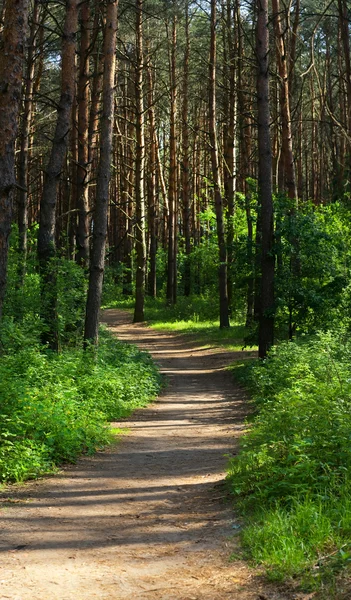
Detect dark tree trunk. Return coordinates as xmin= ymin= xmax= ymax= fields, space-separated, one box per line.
xmin=17 ymin=0 xmax=39 ymax=286
xmin=181 ymin=1 xmax=191 ymax=297
xmin=0 ymin=0 xmax=29 ymax=322
xmin=209 ymin=0 xmax=230 ymax=328
xmin=146 ymin=45 xmax=158 ymax=299
xmin=223 ymin=0 xmax=237 ymax=309
xmin=256 ymin=0 xmax=275 ymax=358
xmin=272 ymin=0 xmax=297 ymax=200
xmin=166 ymin=15 xmax=177 ymax=306
xmin=84 ymin=0 xmax=118 ymax=345
xmin=133 ymin=0 xmax=146 ymax=322
xmin=76 ymin=0 xmax=91 ymax=267
xmin=37 ymin=0 xmax=78 ymax=350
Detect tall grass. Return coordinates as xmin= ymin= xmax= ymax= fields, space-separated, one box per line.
xmin=227 ymin=331 xmax=351 ymax=589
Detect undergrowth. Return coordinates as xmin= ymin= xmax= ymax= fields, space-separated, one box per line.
xmin=227 ymin=331 xmax=351 ymax=590
xmin=0 ymin=325 xmax=161 ymax=484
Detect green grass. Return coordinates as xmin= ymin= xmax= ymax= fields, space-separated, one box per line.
xmin=227 ymin=331 xmax=351 ymax=590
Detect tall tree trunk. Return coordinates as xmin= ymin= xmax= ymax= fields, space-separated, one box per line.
xmin=37 ymin=0 xmax=78 ymax=350
xmin=338 ymin=0 xmax=351 ymax=184
xmin=0 ymin=0 xmax=29 ymax=321
xmin=84 ymin=0 xmax=118 ymax=345
xmin=76 ymin=0 xmax=91 ymax=267
xmin=17 ymin=0 xmax=39 ymax=286
xmin=209 ymin=0 xmax=230 ymax=328
xmin=181 ymin=1 xmax=191 ymax=297
xmin=166 ymin=14 xmax=177 ymax=306
xmin=272 ymin=0 xmax=297 ymax=200
xmin=223 ymin=0 xmax=237 ymax=309
xmin=133 ymin=0 xmax=146 ymax=322
xmin=257 ymin=0 xmax=275 ymax=358
xmin=146 ymin=45 xmax=158 ymax=298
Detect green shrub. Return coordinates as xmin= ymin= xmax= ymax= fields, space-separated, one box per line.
xmin=0 ymin=331 xmax=161 ymax=484
xmin=227 ymin=331 xmax=351 ymax=585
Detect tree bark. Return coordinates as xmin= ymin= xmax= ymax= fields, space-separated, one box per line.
xmin=257 ymin=0 xmax=275 ymax=358
xmin=37 ymin=0 xmax=78 ymax=350
xmin=209 ymin=0 xmax=230 ymax=328
xmin=76 ymin=0 xmax=91 ymax=267
xmin=338 ymin=0 xmax=351 ymax=184
xmin=146 ymin=45 xmax=158 ymax=299
xmin=17 ymin=0 xmax=39 ymax=286
xmin=133 ymin=0 xmax=146 ymax=322
xmin=0 ymin=0 xmax=29 ymax=322
xmin=223 ymin=0 xmax=237 ymax=309
xmin=272 ymin=0 xmax=297 ymax=200
xmin=166 ymin=15 xmax=178 ymax=306
xmin=181 ymin=1 xmax=191 ymax=297
xmin=84 ymin=0 xmax=118 ymax=345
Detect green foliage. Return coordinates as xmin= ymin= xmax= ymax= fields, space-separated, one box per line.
xmin=0 ymin=229 xmax=160 ymax=484
xmin=3 ymin=231 xmax=88 ymax=349
xmin=0 ymin=330 xmax=161 ymax=484
xmin=227 ymin=331 xmax=351 ymax=585
xmin=274 ymin=200 xmax=350 ymax=336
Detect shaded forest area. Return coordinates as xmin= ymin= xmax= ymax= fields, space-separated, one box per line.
xmin=1 ymin=0 xmax=351 ymax=594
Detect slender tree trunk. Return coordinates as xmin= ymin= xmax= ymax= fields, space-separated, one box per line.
xmin=166 ymin=15 xmax=177 ymax=306
xmin=272 ymin=0 xmax=297 ymax=200
xmin=133 ymin=0 xmax=146 ymax=322
xmin=69 ymin=81 xmax=78 ymax=259
xmin=84 ymin=0 xmax=118 ymax=345
xmin=37 ymin=0 xmax=78 ymax=350
xmin=209 ymin=0 xmax=230 ymax=328
xmin=76 ymin=0 xmax=91 ymax=267
xmin=224 ymin=0 xmax=237 ymax=309
xmin=146 ymin=45 xmax=158 ymax=298
xmin=181 ymin=1 xmax=191 ymax=297
xmin=0 ymin=0 xmax=29 ymax=321
xmin=17 ymin=0 xmax=39 ymax=286
xmin=257 ymin=0 xmax=275 ymax=358
xmin=338 ymin=0 xmax=351 ymax=184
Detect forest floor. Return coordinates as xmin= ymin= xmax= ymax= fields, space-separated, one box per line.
xmin=0 ymin=309 xmax=314 ymax=600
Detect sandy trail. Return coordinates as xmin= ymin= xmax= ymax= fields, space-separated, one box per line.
xmin=0 ymin=310 xmax=306 ymax=600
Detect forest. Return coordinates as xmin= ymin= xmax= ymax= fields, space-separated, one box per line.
xmin=0 ymin=0 xmax=351 ymax=595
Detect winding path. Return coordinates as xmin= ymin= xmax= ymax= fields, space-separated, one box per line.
xmin=0 ymin=310 xmax=301 ymax=600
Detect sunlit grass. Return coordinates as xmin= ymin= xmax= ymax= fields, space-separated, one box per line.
xmin=150 ymin=319 xmax=256 ymax=352
xmin=104 ymin=296 xmax=257 ymax=353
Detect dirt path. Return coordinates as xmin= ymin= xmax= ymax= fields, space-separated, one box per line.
xmin=0 ymin=310 xmax=307 ymax=600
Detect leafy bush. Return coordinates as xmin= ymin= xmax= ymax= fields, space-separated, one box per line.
xmin=227 ymin=331 xmax=351 ymax=585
